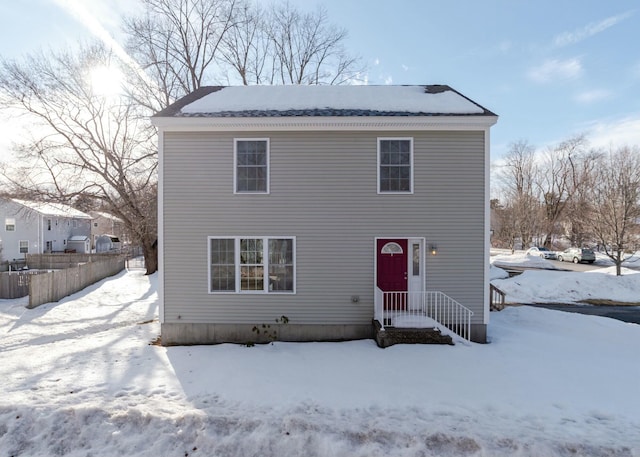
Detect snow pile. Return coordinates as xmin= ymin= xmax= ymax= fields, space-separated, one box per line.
xmin=1 ymin=271 xmax=639 ymax=456
xmin=490 ymin=264 xmax=509 ymax=280
xmin=493 ymin=267 xmax=640 ymax=304
xmin=491 ymin=251 xmax=557 ymax=269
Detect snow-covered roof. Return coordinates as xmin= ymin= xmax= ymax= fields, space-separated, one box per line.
xmin=12 ymin=199 xmax=92 ymax=219
xmin=91 ymin=211 xmax=123 ymax=222
xmin=69 ymin=235 xmax=89 ymax=241
xmin=154 ymin=85 xmax=496 ymax=118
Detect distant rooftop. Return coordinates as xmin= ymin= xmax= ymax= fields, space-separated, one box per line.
xmin=91 ymin=211 xmax=123 ymax=222
xmin=154 ymin=85 xmax=496 ymax=118
xmin=12 ymin=199 xmax=92 ymax=219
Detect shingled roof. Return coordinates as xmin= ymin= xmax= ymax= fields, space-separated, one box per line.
xmin=153 ymin=85 xmax=496 ymax=118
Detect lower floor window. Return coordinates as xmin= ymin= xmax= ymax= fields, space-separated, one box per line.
xmin=19 ymin=240 xmax=28 ymax=254
xmin=209 ymin=236 xmax=295 ymax=293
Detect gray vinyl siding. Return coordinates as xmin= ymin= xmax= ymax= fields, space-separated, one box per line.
xmin=0 ymin=200 xmax=40 ymax=262
xmin=162 ymin=130 xmax=486 ymax=325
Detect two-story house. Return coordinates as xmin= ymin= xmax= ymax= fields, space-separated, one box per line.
xmin=0 ymin=198 xmax=92 ymax=263
xmin=152 ymin=85 xmax=498 ymax=345
xmin=90 ymin=211 xmax=127 ymax=251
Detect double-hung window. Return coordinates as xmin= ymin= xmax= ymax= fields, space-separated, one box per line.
xmin=378 ymin=138 xmax=413 ymax=193
xmin=209 ymin=236 xmax=295 ymax=293
xmin=19 ymin=240 xmax=28 ymax=254
xmin=234 ymin=139 xmax=269 ymax=193
xmin=5 ymin=218 xmax=15 ymax=231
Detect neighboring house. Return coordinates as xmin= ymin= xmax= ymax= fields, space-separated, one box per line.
xmin=0 ymin=198 xmax=92 ymax=262
xmin=152 ymin=85 xmax=498 ymax=345
xmin=90 ymin=211 xmax=127 ymax=250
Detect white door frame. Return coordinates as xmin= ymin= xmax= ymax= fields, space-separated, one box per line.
xmin=374 ymin=237 xmax=425 ymax=294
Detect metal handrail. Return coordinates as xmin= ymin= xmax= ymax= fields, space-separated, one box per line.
xmin=375 ymin=289 xmax=474 ymax=341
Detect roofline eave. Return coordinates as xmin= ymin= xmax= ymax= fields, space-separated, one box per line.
xmin=151 ymin=114 xmax=498 ymax=131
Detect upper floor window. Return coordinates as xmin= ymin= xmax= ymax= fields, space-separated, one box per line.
xmin=47 ymin=219 xmax=52 ymax=231
xmin=5 ymin=218 xmax=15 ymax=231
xmin=378 ymin=138 xmax=413 ymax=193
xmin=234 ymin=139 xmax=270 ymax=194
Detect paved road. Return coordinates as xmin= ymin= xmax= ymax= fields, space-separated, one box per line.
xmin=523 ymin=303 xmax=640 ymax=324
xmin=546 ymin=259 xmax=601 ymax=272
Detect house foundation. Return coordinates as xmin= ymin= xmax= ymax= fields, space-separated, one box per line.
xmin=160 ymin=323 xmax=373 ymax=346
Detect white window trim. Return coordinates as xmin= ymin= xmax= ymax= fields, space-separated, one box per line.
xmin=233 ymin=138 xmax=270 ymax=194
xmin=19 ymin=240 xmax=29 ymax=254
xmin=377 ymin=137 xmax=414 ymax=194
xmin=5 ymin=217 xmax=15 ymax=231
xmin=208 ymin=236 xmax=296 ymax=294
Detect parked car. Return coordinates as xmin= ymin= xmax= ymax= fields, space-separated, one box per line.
xmin=525 ymin=246 xmax=557 ymax=260
xmin=557 ymin=247 xmax=595 ymax=264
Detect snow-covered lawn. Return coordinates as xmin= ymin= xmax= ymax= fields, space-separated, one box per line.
xmin=491 ymin=251 xmax=640 ymax=304
xmin=1 ymin=270 xmax=639 ymax=456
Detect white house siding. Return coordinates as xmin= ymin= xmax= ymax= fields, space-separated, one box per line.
xmin=0 ymin=199 xmax=92 ymax=263
xmin=161 ymin=130 xmax=486 ymax=339
xmin=0 ymin=200 xmax=40 ymax=262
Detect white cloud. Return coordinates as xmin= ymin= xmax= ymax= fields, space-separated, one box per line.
xmin=574 ymin=89 xmax=611 ymax=104
xmin=384 ymin=76 xmax=393 ymax=85
xmin=373 ymin=58 xmax=380 ymax=66
xmin=527 ymin=58 xmax=583 ymax=83
xmin=401 ymin=64 xmax=409 ymax=71
xmin=554 ymin=11 xmax=633 ymax=47
xmin=582 ymin=115 xmax=640 ymax=149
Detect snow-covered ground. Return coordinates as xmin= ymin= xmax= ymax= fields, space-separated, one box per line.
xmin=1 ymin=269 xmax=639 ymax=456
xmin=491 ymin=250 xmax=640 ymax=304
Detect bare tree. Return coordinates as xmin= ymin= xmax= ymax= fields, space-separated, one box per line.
xmin=0 ymin=44 xmax=159 ymax=274
xmin=535 ymin=134 xmax=591 ymax=248
xmin=498 ymin=140 xmax=540 ymax=249
xmin=125 ymin=0 xmax=364 ymax=101
xmin=584 ymin=146 xmax=640 ymax=275
xmin=124 ymin=0 xmax=239 ymax=110
xmin=217 ymin=2 xmax=273 ymax=85
xmin=265 ymin=3 xmax=363 ymax=85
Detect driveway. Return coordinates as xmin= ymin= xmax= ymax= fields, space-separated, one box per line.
xmin=522 ymin=303 xmax=640 ymax=325
xmin=546 ymin=259 xmax=602 ymax=272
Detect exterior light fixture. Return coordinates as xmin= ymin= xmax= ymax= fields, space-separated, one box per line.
xmin=430 ymin=244 xmax=437 ymax=255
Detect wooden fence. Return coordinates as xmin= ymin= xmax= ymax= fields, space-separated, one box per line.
xmin=27 ymin=258 xmax=125 ymax=309
xmin=25 ymin=253 xmax=123 ymax=270
xmin=0 ymin=271 xmax=47 ymax=299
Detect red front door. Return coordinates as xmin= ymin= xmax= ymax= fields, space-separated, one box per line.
xmin=377 ymin=239 xmax=408 ymax=310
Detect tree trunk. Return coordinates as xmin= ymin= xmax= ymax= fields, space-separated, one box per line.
xmin=141 ymin=237 xmax=158 ymax=275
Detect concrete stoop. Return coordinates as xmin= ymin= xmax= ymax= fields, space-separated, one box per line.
xmin=373 ymin=320 xmax=454 ymax=348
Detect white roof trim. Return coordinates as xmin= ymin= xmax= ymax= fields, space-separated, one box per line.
xmin=151 ymin=115 xmax=498 ymax=131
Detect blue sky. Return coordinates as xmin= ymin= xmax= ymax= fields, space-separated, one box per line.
xmin=0 ymin=0 xmax=639 ymax=159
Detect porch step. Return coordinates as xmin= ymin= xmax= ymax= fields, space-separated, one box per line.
xmin=373 ymin=320 xmax=454 ymax=348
